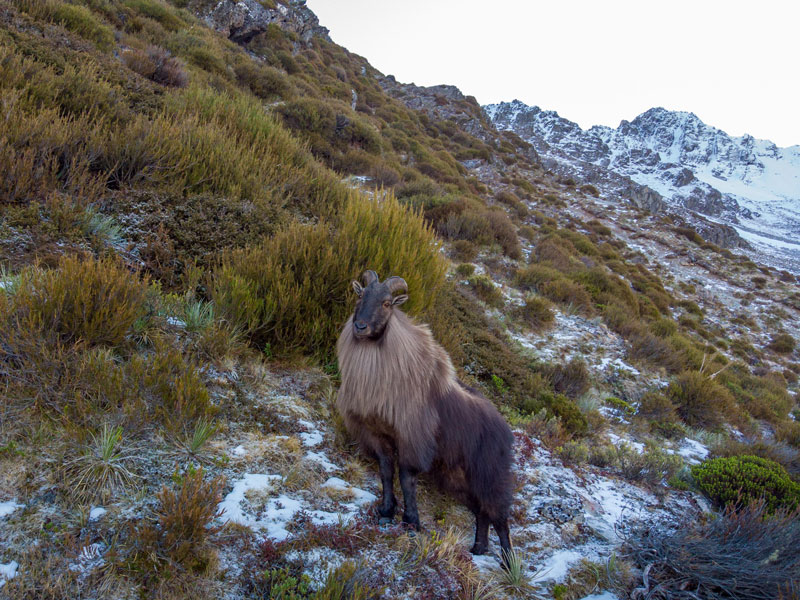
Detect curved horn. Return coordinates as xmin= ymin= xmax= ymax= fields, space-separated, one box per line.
xmin=362 ymin=270 xmax=379 ymax=286
xmin=384 ymin=276 xmax=407 ymax=295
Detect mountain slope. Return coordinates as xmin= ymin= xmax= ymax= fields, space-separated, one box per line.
xmin=486 ymin=100 xmax=800 ymax=272
xmin=1 ymin=1 xmax=799 ymax=598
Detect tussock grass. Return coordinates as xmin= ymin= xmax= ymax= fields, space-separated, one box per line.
xmin=60 ymin=423 xmax=138 ymax=504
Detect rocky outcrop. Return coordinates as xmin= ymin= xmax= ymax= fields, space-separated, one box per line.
xmin=200 ymin=0 xmax=330 ymax=44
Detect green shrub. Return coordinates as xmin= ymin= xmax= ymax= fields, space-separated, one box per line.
xmin=21 ymin=0 xmax=115 ymax=51
xmin=513 ymin=264 xmax=562 ymax=292
xmin=605 ymin=396 xmax=635 ymax=416
xmin=691 ymin=455 xmax=800 ymax=513
xmin=213 ymin=194 xmax=446 ymax=360
xmin=454 ymin=263 xmax=475 ymax=277
xmin=467 ymin=275 xmax=504 ymax=308
xmin=124 ymin=0 xmax=185 ymax=31
xmin=533 ymin=235 xmax=577 ymax=270
xmin=636 ymin=391 xmax=678 ymax=423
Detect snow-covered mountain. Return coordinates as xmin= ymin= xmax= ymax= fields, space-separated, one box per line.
xmin=485 ymin=100 xmax=800 ymax=272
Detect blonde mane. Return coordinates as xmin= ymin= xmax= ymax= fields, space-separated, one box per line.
xmin=336 ymin=310 xmax=455 ymax=465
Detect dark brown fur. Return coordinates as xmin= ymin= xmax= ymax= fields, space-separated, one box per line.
xmin=336 ymin=272 xmax=515 ymax=563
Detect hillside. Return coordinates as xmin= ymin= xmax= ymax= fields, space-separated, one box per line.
xmin=1 ymin=1 xmax=799 ymax=598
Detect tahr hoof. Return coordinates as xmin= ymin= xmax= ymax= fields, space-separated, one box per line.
xmin=470 ymin=543 xmax=488 ymax=555
xmin=378 ymin=516 xmax=393 ymax=527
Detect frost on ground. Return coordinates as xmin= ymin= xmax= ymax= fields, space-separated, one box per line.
xmin=495 ymin=434 xmax=699 ymax=592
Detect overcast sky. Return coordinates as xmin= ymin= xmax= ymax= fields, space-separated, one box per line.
xmin=306 ymin=0 xmax=800 ymax=147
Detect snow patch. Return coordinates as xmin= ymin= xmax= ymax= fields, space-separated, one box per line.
xmin=676 ymin=438 xmax=709 ymax=464
xmin=321 ymin=477 xmax=377 ymax=506
xmin=0 ymin=561 xmax=18 ymax=588
xmin=231 ymin=444 xmax=247 ymax=457
xmin=0 ymin=500 xmax=23 ymax=518
xmin=304 ymin=450 xmax=339 ymax=472
xmin=89 ymin=507 xmax=106 ymax=521
xmin=530 ymin=549 xmax=583 ymax=582
xmin=298 ymin=419 xmax=324 ymax=447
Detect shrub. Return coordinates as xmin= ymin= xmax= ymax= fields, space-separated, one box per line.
xmin=124 ymin=0 xmax=185 ymax=30
xmin=22 ymin=0 xmax=115 ymax=51
xmin=494 ymin=190 xmax=527 ymax=217
xmin=605 ymin=396 xmax=635 ymax=416
xmin=485 ymin=209 xmax=522 ymax=259
xmin=512 ymin=295 xmax=554 ymax=330
xmin=534 ymin=235 xmax=577 ymax=270
xmin=691 ymin=455 xmax=800 ymax=513
xmin=541 ymin=279 xmax=593 ymax=314
xmin=450 ymin=239 xmax=478 ymax=262
xmin=154 ymin=466 xmax=225 ymax=570
xmin=668 ymin=371 xmax=735 ymax=428
xmin=467 ymin=275 xmax=503 ymax=307
xmin=213 ymin=194 xmax=446 ymax=360
xmin=122 ymin=45 xmax=189 ymax=87
xmin=628 ymin=502 xmax=800 ymax=599
xmin=711 ymin=439 xmax=800 ymax=480
xmin=768 ymin=332 xmax=796 ymax=355
xmin=635 ymin=391 xmax=678 ymax=423
xmin=542 ymin=358 xmax=591 ymax=399
xmin=5 ymin=255 xmax=148 ymax=348
xmin=618 ymin=444 xmax=682 ymax=485
xmin=513 ymin=264 xmax=562 ymax=292
xmin=453 ymin=263 xmax=475 ymax=279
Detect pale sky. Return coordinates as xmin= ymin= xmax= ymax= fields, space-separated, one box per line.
xmin=306 ymin=0 xmax=800 ymax=147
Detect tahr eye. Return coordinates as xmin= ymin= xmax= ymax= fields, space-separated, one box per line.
xmin=383 ymin=301 xmax=391 ymax=308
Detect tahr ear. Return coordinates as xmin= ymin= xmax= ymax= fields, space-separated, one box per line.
xmin=352 ymin=280 xmax=363 ymax=297
xmin=391 ymin=294 xmax=408 ymax=306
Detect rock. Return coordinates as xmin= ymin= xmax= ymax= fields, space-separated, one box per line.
xmin=202 ymin=0 xmax=330 ymax=44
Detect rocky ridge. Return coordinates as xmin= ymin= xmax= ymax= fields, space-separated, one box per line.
xmin=485 ymin=100 xmax=800 ymax=272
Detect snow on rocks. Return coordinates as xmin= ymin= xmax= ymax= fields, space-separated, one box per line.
xmin=298 ymin=419 xmax=324 ymax=447
xmin=606 ymin=432 xmax=644 ymax=454
xmin=68 ymin=543 xmax=106 ymax=578
xmin=0 ymin=500 xmax=23 ymax=518
xmin=231 ymin=444 xmax=247 ymax=457
xmin=579 ymin=592 xmax=619 ymax=600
